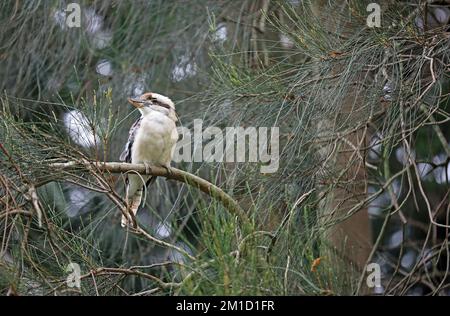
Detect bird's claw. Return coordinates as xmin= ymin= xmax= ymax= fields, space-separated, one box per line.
xmin=143 ymin=162 xmax=152 ymax=175
xmin=162 ymin=165 xmax=173 ymax=176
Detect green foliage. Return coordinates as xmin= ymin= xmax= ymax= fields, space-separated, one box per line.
xmin=1 ymin=0 xmax=450 ymax=296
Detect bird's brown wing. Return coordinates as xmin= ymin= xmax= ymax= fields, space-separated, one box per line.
xmin=119 ymin=117 xmax=142 ymax=163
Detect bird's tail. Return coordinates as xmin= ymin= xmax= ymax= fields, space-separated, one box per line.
xmin=121 ymin=186 xmax=144 ymax=227
xmin=121 ymin=174 xmax=154 ymax=227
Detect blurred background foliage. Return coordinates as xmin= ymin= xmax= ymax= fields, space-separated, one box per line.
xmin=0 ymin=0 xmax=450 ymax=295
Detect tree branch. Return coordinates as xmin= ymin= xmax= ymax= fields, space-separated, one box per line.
xmin=49 ymin=161 xmax=249 ymax=224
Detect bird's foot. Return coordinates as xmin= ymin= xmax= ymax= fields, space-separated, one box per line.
xmin=143 ymin=162 xmax=152 ymax=175
xmin=161 ymin=164 xmax=174 ymax=177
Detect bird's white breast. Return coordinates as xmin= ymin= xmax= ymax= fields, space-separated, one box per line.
xmin=131 ymin=111 xmax=178 ymax=165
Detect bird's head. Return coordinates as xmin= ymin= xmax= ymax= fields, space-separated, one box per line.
xmin=128 ymin=92 xmax=177 ymax=121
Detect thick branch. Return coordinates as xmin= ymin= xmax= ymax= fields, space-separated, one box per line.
xmin=49 ymin=161 xmax=249 ymax=224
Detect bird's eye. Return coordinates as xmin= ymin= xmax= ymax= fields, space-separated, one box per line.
xmin=157 ymin=102 xmax=171 ymax=109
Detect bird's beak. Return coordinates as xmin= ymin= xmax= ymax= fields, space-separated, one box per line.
xmin=128 ymin=97 xmax=145 ymax=108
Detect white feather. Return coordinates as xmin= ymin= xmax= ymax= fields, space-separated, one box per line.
xmin=121 ymin=94 xmax=178 ymax=227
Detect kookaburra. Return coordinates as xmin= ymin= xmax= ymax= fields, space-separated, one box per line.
xmin=119 ymin=92 xmax=178 ymax=227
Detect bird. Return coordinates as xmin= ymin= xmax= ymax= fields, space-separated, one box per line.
xmin=119 ymin=92 xmax=178 ymax=227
